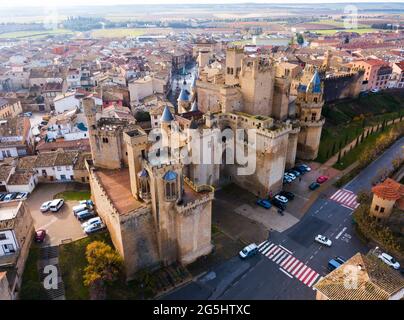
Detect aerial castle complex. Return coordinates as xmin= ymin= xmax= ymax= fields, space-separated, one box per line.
xmin=84 ymin=47 xmax=325 ymax=278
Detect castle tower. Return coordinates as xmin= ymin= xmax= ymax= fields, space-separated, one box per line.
xmin=296 ymin=70 xmax=325 ymax=160
xmin=123 ymin=128 xmax=148 ymax=199
xmin=83 ymin=97 xmax=127 ymax=169
xmin=177 ymin=88 xmax=191 ymax=113
xmin=225 ymin=47 xmax=244 ymax=86
xmin=239 ymin=56 xmax=275 ymax=116
xmin=322 ymin=50 xmax=332 ymax=70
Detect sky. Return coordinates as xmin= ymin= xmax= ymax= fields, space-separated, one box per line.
xmin=0 ymin=0 xmax=402 ymax=8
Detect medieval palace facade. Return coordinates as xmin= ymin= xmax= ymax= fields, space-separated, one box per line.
xmin=84 ymin=47 xmax=325 ymax=278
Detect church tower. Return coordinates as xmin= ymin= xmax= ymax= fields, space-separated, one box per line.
xmin=296 ymin=70 xmax=325 ymax=160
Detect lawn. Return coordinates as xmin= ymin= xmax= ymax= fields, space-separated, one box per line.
xmin=54 ymin=190 xmax=91 ymax=201
xmin=58 ymin=231 xmax=158 ymax=300
xmin=316 ymin=91 xmax=404 ymax=163
xmin=0 ymin=29 xmax=73 ymax=39
xmin=19 ymin=244 xmax=48 ymax=300
xmin=58 ymin=232 xmax=113 ymax=300
xmin=333 ymin=128 xmax=386 ymax=170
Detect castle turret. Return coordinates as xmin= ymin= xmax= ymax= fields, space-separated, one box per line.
xmin=177 ymin=88 xmax=191 ymax=113
xmin=123 ymin=128 xmax=148 ymax=199
xmin=296 ymin=70 xmax=325 ymax=160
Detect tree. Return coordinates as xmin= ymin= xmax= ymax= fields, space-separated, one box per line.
xmin=296 ymin=33 xmax=304 ymax=45
xmin=83 ymin=241 xmax=123 ymax=299
xmin=344 ymin=134 xmax=349 ymax=146
xmin=337 ymin=149 xmax=342 ymax=163
xmin=331 ymin=141 xmax=336 ymax=155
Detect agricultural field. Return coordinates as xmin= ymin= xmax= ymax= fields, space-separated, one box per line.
xmin=90 ymin=28 xmax=172 ymax=38
xmin=311 ymin=28 xmax=382 ymax=35
xmin=0 ymin=29 xmax=74 ymax=39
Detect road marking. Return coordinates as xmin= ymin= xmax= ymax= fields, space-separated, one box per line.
xmin=272 ymin=250 xmax=285 ymax=262
xmin=296 ymin=265 xmax=308 ymax=278
xmin=265 ymin=245 xmax=278 ymax=257
xmin=261 ymin=243 xmax=274 ymax=255
xmin=275 ymin=253 xmax=289 ymax=264
xmin=299 ymin=268 xmax=312 ymax=282
xmin=335 ymin=227 xmax=347 ymax=240
xmin=283 ymin=256 xmax=297 ymax=270
xmin=258 ymin=241 xmax=268 ymax=249
xmin=278 ymin=244 xmax=293 ymax=255
xmin=291 ymin=262 xmax=304 ymax=275
xmin=38 ymin=216 xmax=58 ymax=230
xmin=280 ymin=255 xmax=293 ymax=267
xmin=286 ymin=259 xmax=300 ymax=273
xmin=279 ymin=268 xmax=293 ymax=279
xmin=268 ymin=247 xmax=282 ymax=259
xmin=307 ymin=273 xmax=320 ymax=287
xmin=303 ymin=270 xmax=316 ymax=285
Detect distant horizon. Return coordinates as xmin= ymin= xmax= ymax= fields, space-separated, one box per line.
xmin=0 ymin=0 xmax=403 ymax=8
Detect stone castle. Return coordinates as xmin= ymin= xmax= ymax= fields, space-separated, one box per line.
xmin=84 ymin=47 xmax=326 ymax=278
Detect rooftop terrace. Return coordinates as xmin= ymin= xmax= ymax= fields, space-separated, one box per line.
xmin=95 ymin=168 xmax=145 ymax=215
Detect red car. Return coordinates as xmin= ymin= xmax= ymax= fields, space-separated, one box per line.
xmin=316 ymin=176 xmax=329 ymax=184
xmin=34 ymin=229 xmax=46 ymax=243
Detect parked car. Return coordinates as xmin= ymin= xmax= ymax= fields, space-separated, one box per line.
xmin=271 ymin=198 xmax=286 ymax=210
xmin=315 ymin=235 xmax=332 ymax=247
xmin=378 ymin=252 xmax=400 ymax=270
xmin=16 ymin=192 xmax=28 ymax=200
xmin=76 ymin=209 xmax=96 ymax=221
xmin=0 ymin=193 xmax=6 ymax=201
xmin=293 ymin=166 xmax=306 ymax=175
xmin=73 ymin=204 xmax=90 ymax=216
xmin=23 ymin=112 xmax=33 ymax=117
xmin=239 ymin=243 xmax=258 ymax=259
xmin=3 ymin=193 xmax=17 ymax=202
xmin=34 ymin=229 xmax=46 ymax=243
xmin=288 ymin=169 xmax=301 ymax=177
xmin=316 ymin=176 xmax=329 ymax=184
xmin=279 ymin=191 xmax=295 ymax=201
xmin=79 ymin=199 xmax=94 ymax=207
xmin=283 ymin=175 xmax=293 ymax=184
xmin=49 ymin=199 xmax=64 ymax=212
xmin=84 ymin=221 xmax=105 ymax=234
xmin=298 ymin=164 xmax=311 ymax=172
xmin=274 ymin=194 xmax=288 ymax=204
xmin=256 ymin=199 xmax=272 ymax=209
xmin=371 ymin=88 xmax=380 ymax=93
xmin=309 ymin=182 xmax=320 ymax=190
xmin=285 ymin=172 xmax=296 ymax=181
xmin=81 ymin=217 xmax=102 ymax=229
xmin=40 ymin=201 xmax=53 ymax=212
xmin=328 ymin=256 xmax=346 ymax=271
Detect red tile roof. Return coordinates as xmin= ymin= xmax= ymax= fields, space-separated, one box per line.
xmin=372 ymin=178 xmax=404 ymax=201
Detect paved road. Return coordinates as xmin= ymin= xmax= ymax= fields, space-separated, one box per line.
xmin=163 ymin=137 xmax=404 ymax=300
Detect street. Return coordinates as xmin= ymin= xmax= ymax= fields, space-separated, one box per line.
xmin=162 ymin=137 xmax=404 ymax=300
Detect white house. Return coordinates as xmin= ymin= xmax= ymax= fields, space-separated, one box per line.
xmin=53 ymin=92 xmax=80 ymax=114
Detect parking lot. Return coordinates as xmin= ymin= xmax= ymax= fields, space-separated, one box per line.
xmin=25 ymin=184 xmax=89 ymax=246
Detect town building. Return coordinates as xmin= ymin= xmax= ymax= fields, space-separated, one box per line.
xmin=0 ymin=200 xmax=35 ymax=300
xmin=0 ymin=117 xmax=32 ymax=161
xmin=314 ymin=252 xmax=404 ymax=300
xmin=370 ymin=178 xmax=404 ymax=218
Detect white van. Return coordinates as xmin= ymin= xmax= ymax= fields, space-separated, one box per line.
xmin=72 ymin=204 xmax=88 ymax=216
xmin=49 ymin=199 xmax=64 ymax=212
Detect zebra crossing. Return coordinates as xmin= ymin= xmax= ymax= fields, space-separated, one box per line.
xmin=329 ymin=189 xmax=359 ymax=210
xmin=258 ymin=241 xmax=321 ymax=289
